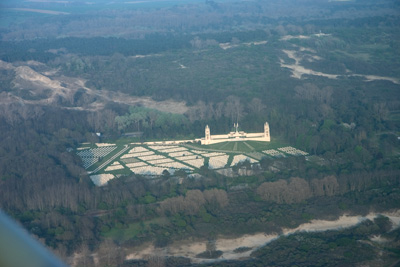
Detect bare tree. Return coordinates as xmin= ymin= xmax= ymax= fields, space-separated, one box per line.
xmin=75 ymin=243 xmax=94 ymax=267
xmin=147 ymin=110 xmax=158 ymax=128
xmin=204 ymin=188 xmax=229 ymax=208
xmin=158 ymin=196 xmax=185 ymax=215
xmin=190 ymin=37 xmax=203 ymax=49
xmin=129 ymin=112 xmax=145 ymax=131
xmin=323 ymin=176 xmax=339 ymax=196
xmin=146 ymin=255 xmax=165 ymax=267
xmin=205 ymin=239 xmax=217 ymax=257
xmin=257 ymin=178 xmax=312 ymax=204
xmin=373 ymin=102 xmax=389 ymax=120
xmin=97 ymin=239 xmax=124 ymax=266
xmin=190 ymin=37 xmax=218 ymax=49
xmin=249 ymin=98 xmax=266 ymax=114
xmin=103 ymin=109 xmax=117 ymax=130
xmin=275 ymin=25 xmax=287 ymax=35
xmin=184 ymin=189 xmax=206 ymax=215
xmin=224 ymin=96 xmax=244 ymax=123
xmin=213 ymin=101 xmax=224 ymax=119
xmin=295 ymin=84 xmax=332 ymax=105
xmin=197 ymin=101 xmax=208 ymax=120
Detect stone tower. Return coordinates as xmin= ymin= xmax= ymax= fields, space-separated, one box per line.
xmin=205 ymin=125 xmax=211 ymax=142
xmin=264 ymin=122 xmax=270 ymax=141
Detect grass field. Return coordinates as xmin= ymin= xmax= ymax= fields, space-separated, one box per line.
xmin=193 ymin=140 xmax=288 ymax=153
xmin=104 ymin=217 xmax=169 ymax=241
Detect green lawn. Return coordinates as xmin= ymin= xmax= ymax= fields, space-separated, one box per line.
xmin=202 ymin=140 xmax=289 ymax=153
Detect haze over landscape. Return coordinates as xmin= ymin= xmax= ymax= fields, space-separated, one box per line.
xmin=0 ymin=0 xmax=399 ymax=266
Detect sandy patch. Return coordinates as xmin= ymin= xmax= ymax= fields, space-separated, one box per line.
xmin=280 ymin=50 xmax=399 ymax=84
xmin=8 ymin=8 xmax=70 ymax=15
xmin=350 ymin=74 xmax=399 ymax=84
xmin=280 ymin=50 xmax=338 ymax=79
xmin=219 ymin=40 xmax=267 ymax=50
xmin=280 ymin=35 xmax=398 ymax=84
xmin=125 ymin=232 xmax=281 ymax=264
xmin=126 ymin=244 xmax=156 ymax=260
xmin=216 ymin=234 xmax=278 ymax=261
xmin=299 ymin=47 xmax=316 ymax=53
xmin=42 ymin=69 xmax=59 ymax=76
xmin=169 ymin=241 xmax=206 ymax=258
xmin=16 ymin=66 xmax=61 ymax=86
xmin=371 ymin=210 xmax=400 ymax=229
xmin=253 ymin=41 xmax=268 ymax=45
xmin=126 ymin=211 xmax=400 ymax=264
xmin=281 ymin=33 xmax=331 ymax=41
xmin=26 ymin=60 xmax=45 ymax=66
xmin=89 ymin=174 xmax=115 ymax=186
xmin=130 ymin=54 xmax=162 ymax=59
xmin=280 ymin=35 xmax=311 ymax=41
xmin=243 ymin=41 xmax=268 ymax=46
xmin=314 ymin=33 xmax=331 ymax=37
xmin=219 ymin=43 xmax=239 ymax=50
xmin=285 ymin=215 xmax=363 ymax=233
xmin=1 ymin=60 xmax=189 ymax=114
xmin=126 ymin=241 xmax=206 ymax=261
xmin=0 ymin=60 xmax=14 ymax=70
xmin=370 ymin=235 xmax=389 ymax=243
xmin=282 ymin=50 xmax=300 ymax=64
xmin=14 ymin=66 xmax=66 ymax=92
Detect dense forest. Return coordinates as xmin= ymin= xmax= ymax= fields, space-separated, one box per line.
xmin=0 ymin=0 xmax=399 ymax=266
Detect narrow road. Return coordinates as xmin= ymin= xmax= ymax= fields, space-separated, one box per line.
xmin=90 ymin=145 xmax=129 ymax=174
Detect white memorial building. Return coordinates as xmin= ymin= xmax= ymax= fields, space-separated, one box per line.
xmin=198 ymin=122 xmax=270 ymax=145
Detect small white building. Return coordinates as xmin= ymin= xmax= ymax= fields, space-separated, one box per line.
xmin=198 ymin=122 xmax=270 ymax=145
